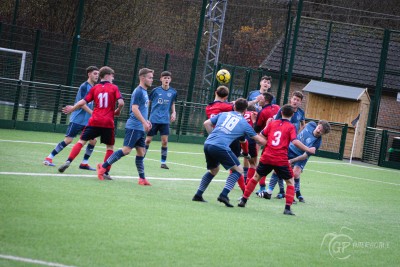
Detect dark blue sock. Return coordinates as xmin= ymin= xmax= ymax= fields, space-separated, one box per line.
xmin=51 ymin=141 xmax=68 ymax=156
xmin=103 ymin=149 xmax=124 ymax=168
xmin=83 ymin=144 xmax=95 ymax=160
xmin=136 ymin=156 xmax=145 ymax=178
xmin=221 ymin=171 xmax=241 ymax=197
xmin=161 ymin=147 xmax=167 ymax=163
xmin=197 ymin=172 xmax=215 ymax=195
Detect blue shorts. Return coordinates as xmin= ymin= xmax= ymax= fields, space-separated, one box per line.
xmin=256 ymin=162 xmax=293 ymax=180
xmin=65 ymin=122 xmax=85 ymax=138
xmin=147 ymin=123 xmax=170 ymax=136
xmin=80 ymin=126 xmax=114 ymax=145
xmin=204 ymin=144 xmax=240 ymax=170
xmin=123 ymin=128 xmax=145 ymax=148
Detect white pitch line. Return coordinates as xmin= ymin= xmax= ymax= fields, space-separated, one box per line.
xmin=308 ymin=160 xmax=400 ymax=173
xmin=0 ymin=254 xmax=76 ymax=267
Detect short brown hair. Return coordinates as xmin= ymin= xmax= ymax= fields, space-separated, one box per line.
xmin=86 ymin=66 xmax=99 ymax=75
xmin=139 ymin=68 xmax=154 ymax=77
xmin=99 ymin=66 xmax=114 ymax=79
xmin=161 ymin=71 xmax=172 ymax=77
xmin=319 ymin=120 xmax=331 ymax=134
xmin=262 ymin=92 xmax=274 ymax=104
xmin=215 ymin=86 xmax=229 ymax=98
xmin=281 ymin=104 xmax=294 ymax=118
xmin=234 ymin=98 xmax=248 ymax=113
xmin=292 ymin=91 xmax=303 ymax=100
xmin=261 ymin=75 xmax=272 ymax=82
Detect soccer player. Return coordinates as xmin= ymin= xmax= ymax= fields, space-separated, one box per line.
xmin=237 ymin=104 xmax=316 ymax=215
xmin=97 ymin=68 xmax=153 ymax=186
xmin=145 ymin=71 xmax=177 ymax=169
xmin=192 ymin=98 xmax=267 ymax=207
xmin=58 ymin=66 xmax=124 ymax=178
xmin=265 ymin=120 xmax=331 ymax=203
xmin=43 ymin=66 xmax=99 ymax=169
xmin=247 ymin=76 xmax=275 ymax=112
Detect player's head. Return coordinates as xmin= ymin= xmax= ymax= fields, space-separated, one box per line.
xmin=160 ymin=71 xmax=172 ymax=88
xmin=314 ymin=120 xmax=331 ymax=137
xmin=99 ymin=66 xmax=115 ymax=82
xmin=280 ymin=104 xmax=294 ymax=119
xmin=86 ymin=66 xmax=99 ymax=84
xmin=259 ymin=92 xmax=274 ymax=107
xmin=259 ymin=76 xmax=272 ymax=92
xmin=139 ymin=68 xmax=154 ymax=89
xmin=234 ymin=98 xmax=248 ymax=113
xmin=215 ymin=85 xmax=229 ymax=100
xmin=290 ymin=91 xmax=303 ymax=109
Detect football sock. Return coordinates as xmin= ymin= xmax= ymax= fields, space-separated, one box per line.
xmin=243 ymin=167 xmax=248 ymax=181
xmin=259 ymin=176 xmax=266 ymax=187
xmin=243 ymin=178 xmax=258 ymax=199
xmin=268 ymin=172 xmax=279 ymax=192
xmin=135 ymin=156 xmax=145 ymax=179
xmin=240 ymin=140 xmax=249 ymax=154
xmin=82 ymin=143 xmax=95 ymax=163
xmin=49 ymin=141 xmax=68 ymax=158
xmin=285 ymin=185 xmax=295 ymax=209
xmin=103 ymin=149 xmax=124 ymax=169
xmin=247 ymin=167 xmax=256 ymax=183
xmin=278 ymin=178 xmax=285 ymax=194
xmin=295 ymin=178 xmax=301 ymax=196
xmin=161 ymin=146 xmax=167 ymax=163
xmin=198 ymin=172 xmax=215 ymax=194
xmin=67 ymin=142 xmax=83 ymax=162
xmin=104 ymin=149 xmax=114 ymax=172
xmin=222 ymin=171 xmax=241 ymax=197
xmin=237 ymin=174 xmax=246 ymax=192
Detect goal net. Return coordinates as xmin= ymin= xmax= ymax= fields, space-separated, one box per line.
xmin=0 ymin=47 xmax=32 ymax=80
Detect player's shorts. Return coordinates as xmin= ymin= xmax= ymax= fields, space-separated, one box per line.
xmin=147 ymin=123 xmax=169 ymax=136
xmin=256 ymin=162 xmax=293 ymax=180
xmin=80 ymin=126 xmax=115 ymax=145
xmin=288 ymin=150 xmax=308 ymax=171
xmin=204 ymin=144 xmax=240 ymax=170
xmin=65 ymin=122 xmax=85 ymax=138
xmin=230 ymin=138 xmax=241 ymax=157
xmin=123 ymin=128 xmax=145 ymax=149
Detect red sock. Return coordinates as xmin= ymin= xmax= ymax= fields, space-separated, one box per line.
xmin=237 ymin=175 xmax=245 ymax=192
xmin=247 ymin=168 xmax=256 ymax=184
xmin=104 ymin=149 xmax=113 ymax=172
xmin=285 ymin=185 xmax=295 ymax=206
xmin=259 ymin=176 xmax=266 ymax=187
xmin=68 ymin=142 xmax=83 ymax=161
xmin=241 ymin=140 xmax=249 ymax=154
xmin=243 ymin=178 xmax=258 ymax=199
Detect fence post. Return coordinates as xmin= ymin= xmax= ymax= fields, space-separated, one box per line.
xmin=12 ymin=80 xmax=22 ymax=121
xmin=163 ymin=53 xmax=170 ymax=71
xmin=103 ymin=42 xmax=111 ymax=66
xmin=227 ymin=66 xmax=236 ymax=102
xmin=131 ymin=47 xmax=141 ymax=92
xmin=321 ymin=21 xmax=333 ymax=81
xmin=283 ymin=0 xmax=303 ymax=105
xmin=338 ymin=123 xmax=348 ymax=160
xmin=175 ymin=101 xmax=185 ymax=140
xmin=52 ymin=85 xmax=62 ymax=124
xmin=378 ymin=130 xmax=388 ymax=166
xmin=243 ymin=68 xmax=252 ymax=98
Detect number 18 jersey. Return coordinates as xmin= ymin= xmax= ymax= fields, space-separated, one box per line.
xmin=84 ymin=81 xmax=122 ymax=128
xmin=260 ymin=119 xmax=297 ymax=166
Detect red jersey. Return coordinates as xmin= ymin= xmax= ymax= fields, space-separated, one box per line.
xmin=255 ymin=104 xmax=280 ymax=132
xmin=243 ymin=110 xmax=256 ymax=127
xmin=205 ymin=101 xmax=233 ymax=119
xmin=259 ymin=119 xmax=297 ymax=166
xmin=84 ymin=81 xmax=122 ymax=128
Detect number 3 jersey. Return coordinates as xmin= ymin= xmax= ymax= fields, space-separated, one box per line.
xmin=84 ymin=81 xmax=122 ymax=128
xmin=205 ymin=111 xmax=257 ymax=150
xmin=260 ymin=119 xmax=297 ymax=166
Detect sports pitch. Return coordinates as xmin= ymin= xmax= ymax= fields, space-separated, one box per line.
xmin=0 ymin=129 xmax=399 ymax=266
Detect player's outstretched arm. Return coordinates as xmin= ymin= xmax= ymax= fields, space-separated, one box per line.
xmin=289 ymin=152 xmax=309 ymax=164
xmin=252 ymin=134 xmax=267 ymax=147
xmin=204 ymin=119 xmax=214 ymax=134
xmin=292 ymin=139 xmax=316 ymax=155
xmin=62 ymin=99 xmax=87 ymax=114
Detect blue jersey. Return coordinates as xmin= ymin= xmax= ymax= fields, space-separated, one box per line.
xmin=289 ymin=121 xmax=322 ymax=157
xmin=205 ymin=111 xmax=257 ymax=150
xmin=69 ymin=81 xmax=94 ymax=126
xmin=148 ymin=86 xmax=177 ymax=124
xmin=125 ymin=86 xmax=149 ymax=130
xmin=247 ymin=90 xmax=276 ymax=112
xmin=275 ymin=107 xmax=305 ymax=133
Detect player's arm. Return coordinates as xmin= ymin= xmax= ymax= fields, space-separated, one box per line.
xmin=204 ymin=119 xmax=214 ymax=134
xmin=170 ymin=102 xmax=176 ymax=122
xmin=247 ymin=94 xmax=263 ymax=107
xmin=292 ymin=139 xmax=316 ymax=155
xmin=81 ymin=104 xmax=93 ymax=115
xmin=132 ymin=104 xmax=151 ymax=132
xmin=289 ymin=152 xmax=309 ymax=164
xmin=114 ymin=98 xmax=124 ymax=116
xmin=251 ymin=134 xmax=266 ymax=147
xmin=62 ymin=99 xmax=87 ymax=114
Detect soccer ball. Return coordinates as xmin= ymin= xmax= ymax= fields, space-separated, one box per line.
xmin=216 ymin=69 xmax=231 ymax=84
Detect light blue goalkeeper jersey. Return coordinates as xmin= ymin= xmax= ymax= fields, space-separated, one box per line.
xmin=69 ymin=81 xmax=94 ymax=125
xmin=148 ymin=86 xmax=177 ymax=124
xmin=125 ymin=86 xmax=149 ymax=131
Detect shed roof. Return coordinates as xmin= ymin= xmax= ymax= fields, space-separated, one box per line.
xmin=303 ymin=80 xmax=368 ymax=100
xmin=260 ymin=17 xmax=400 ymax=92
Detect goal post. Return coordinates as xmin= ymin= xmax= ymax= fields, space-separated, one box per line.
xmin=0 ymin=47 xmax=32 ymax=80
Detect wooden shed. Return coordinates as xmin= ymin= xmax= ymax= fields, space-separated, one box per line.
xmin=303 ymin=80 xmax=370 ymax=159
